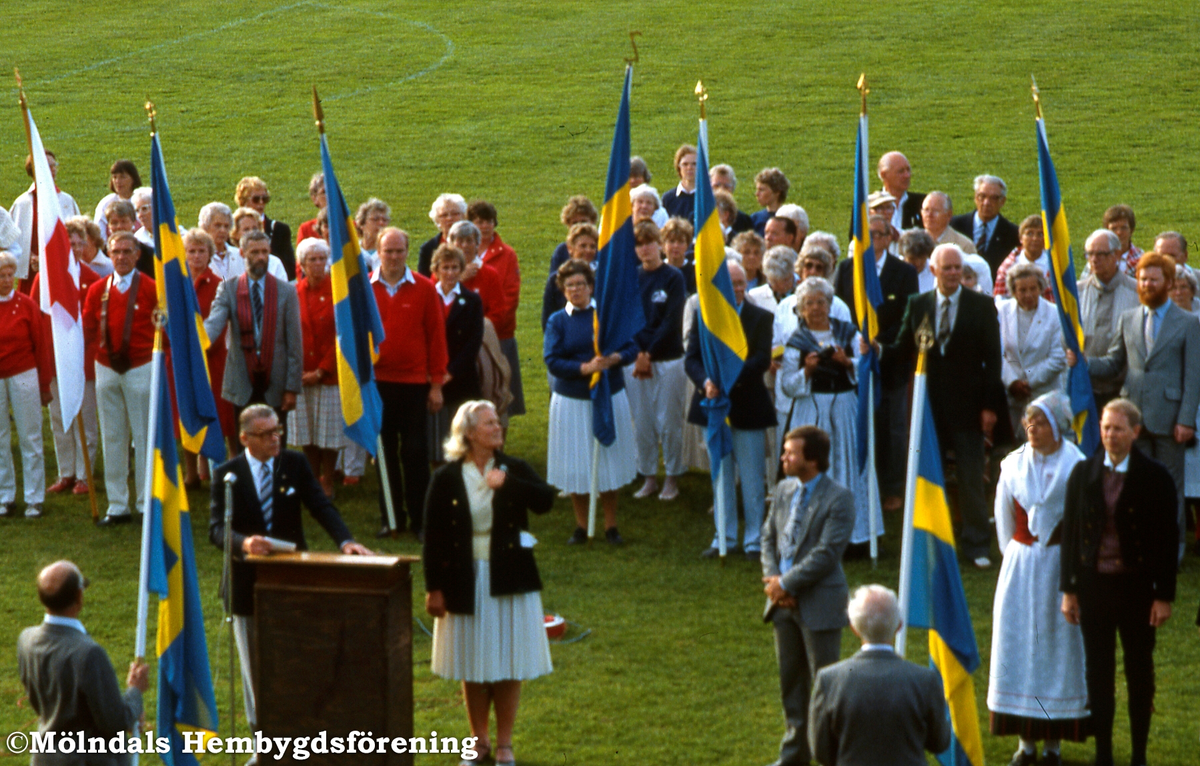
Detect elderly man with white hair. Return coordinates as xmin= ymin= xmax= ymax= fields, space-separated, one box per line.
xmin=877 ymin=151 xmax=926 ymax=230
xmin=920 ymin=191 xmax=977 ymax=253
xmin=807 ymin=584 xmax=950 ymax=766
xmin=950 ymin=175 xmax=1021 ymax=276
xmin=418 ymin=192 xmax=467 ymax=277
xmin=1078 ymin=229 xmax=1140 ymax=411
xmin=876 ymin=243 xmax=1006 ymax=568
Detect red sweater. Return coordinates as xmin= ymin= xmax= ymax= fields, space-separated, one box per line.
xmin=463 ymin=262 xmax=508 ymax=339
xmin=82 ymin=271 xmax=158 ymax=371
xmin=28 ymin=262 xmax=101 ymax=382
xmin=371 ymin=269 xmax=448 ymax=385
xmin=0 ymin=291 xmax=52 ymax=395
xmin=298 ymin=276 xmax=338 ymax=382
xmin=480 ymin=232 xmax=521 ymax=340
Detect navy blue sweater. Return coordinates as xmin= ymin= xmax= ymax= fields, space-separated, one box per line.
xmin=544 ymin=305 xmax=638 ymax=399
xmin=632 ymin=264 xmax=685 ymax=361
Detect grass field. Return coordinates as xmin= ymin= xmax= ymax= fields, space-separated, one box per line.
xmin=4 ymin=1 xmax=1200 ymax=764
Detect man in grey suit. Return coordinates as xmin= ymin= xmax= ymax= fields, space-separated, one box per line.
xmin=808 ymin=584 xmax=950 ymax=766
xmin=17 ymin=561 xmax=149 ymax=765
xmin=761 ymin=425 xmax=856 ymax=766
xmin=1076 ymin=251 xmax=1200 ymax=559
xmin=204 ymin=229 xmax=303 ymax=446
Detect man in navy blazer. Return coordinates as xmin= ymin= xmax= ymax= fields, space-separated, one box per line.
xmin=808 ymin=584 xmax=950 ymax=766
xmin=949 ymin=174 xmax=1020 ymax=278
xmin=209 ymin=404 xmax=371 ymax=731
xmin=686 ymin=260 xmax=776 ymax=558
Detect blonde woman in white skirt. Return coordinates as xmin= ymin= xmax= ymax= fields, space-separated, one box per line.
xmin=542 ymin=260 xmax=638 ymax=545
xmin=424 ymin=401 xmax=557 ymax=766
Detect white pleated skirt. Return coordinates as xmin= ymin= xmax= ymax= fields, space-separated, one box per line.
xmin=431 ymin=561 xmax=553 ymax=683
xmin=546 ymin=390 xmax=637 ymax=494
xmin=288 ymin=384 xmax=345 ymax=450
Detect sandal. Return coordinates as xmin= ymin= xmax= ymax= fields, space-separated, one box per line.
xmin=495 ymin=744 xmax=515 ymax=766
xmin=459 ymin=742 xmax=489 ymax=764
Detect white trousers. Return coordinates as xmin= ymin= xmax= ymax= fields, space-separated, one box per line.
xmin=623 ymin=358 xmax=687 ymax=477
xmin=49 ymin=378 xmax=98 ymax=481
xmin=0 ymin=368 xmax=45 ymax=504
xmin=95 ymin=362 xmax=152 ymax=516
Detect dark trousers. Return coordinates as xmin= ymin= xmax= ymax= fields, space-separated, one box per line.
xmin=876 ymin=381 xmax=909 ymax=497
xmin=377 ymin=381 xmax=430 ymax=532
xmin=770 ymin=609 xmax=842 ymax=766
xmin=1078 ymin=574 xmax=1157 ymax=766
xmin=945 ymin=428 xmax=990 ymax=559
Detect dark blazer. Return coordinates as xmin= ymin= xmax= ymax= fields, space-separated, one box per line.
xmin=423 ymin=453 xmax=557 ymax=615
xmin=210 ymin=450 xmax=355 ymax=615
xmin=18 ymin=622 xmax=143 ymax=765
xmin=949 ymin=212 xmax=1020 ymax=277
xmin=684 ymin=300 xmax=777 ymax=430
xmin=884 ymin=288 xmax=1005 ymax=436
xmin=808 ymin=649 xmax=950 ymax=766
xmin=832 ymin=254 xmax=920 ymax=387
xmin=899 ymin=191 xmax=926 ymax=230
xmin=442 ymin=287 xmax=484 ymax=406
xmin=417 ymin=233 xmax=443 ymax=277
xmin=730 ymin=210 xmax=754 ymax=239
xmin=1060 ymin=446 xmax=1179 ymax=602
xmin=263 ymin=215 xmax=295 ymax=280
xmin=135 ymin=241 xmax=156 ymax=277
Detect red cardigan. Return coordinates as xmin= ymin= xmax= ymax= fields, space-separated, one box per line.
xmin=0 ymin=290 xmax=52 ymax=395
xmin=82 ymin=271 xmax=158 ymax=371
xmin=480 ymin=232 xmax=521 ymax=340
xmin=371 ymin=269 xmax=448 ymax=385
xmin=297 ymin=276 xmax=338 ymax=382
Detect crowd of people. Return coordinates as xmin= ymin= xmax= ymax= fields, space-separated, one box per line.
xmin=3 ymin=143 xmax=1199 ymax=766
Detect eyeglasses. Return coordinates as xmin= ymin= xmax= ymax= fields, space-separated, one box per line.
xmin=1086 ymin=250 xmax=1114 ymax=258
xmin=250 ymin=194 xmax=270 ymax=204
xmin=137 ymin=204 xmax=152 ymax=212
xmin=245 ymin=426 xmax=283 ymax=438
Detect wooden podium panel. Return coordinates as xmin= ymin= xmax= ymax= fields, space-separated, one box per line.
xmin=251 ymin=552 xmax=420 ymax=765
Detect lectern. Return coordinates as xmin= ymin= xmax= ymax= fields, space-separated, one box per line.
xmin=250 ymin=552 xmax=420 ymax=765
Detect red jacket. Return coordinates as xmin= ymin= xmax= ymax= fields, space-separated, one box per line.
xmin=463 ymin=262 xmax=507 ymax=336
xmin=371 ymin=268 xmax=448 ymax=385
xmin=28 ymin=262 xmax=101 ymax=382
xmin=82 ymin=271 xmax=158 ymax=371
xmin=0 ymin=290 xmax=52 ymax=395
xmin=297 ymin=276 xmax=338 ymax=382
xmin=480 ymin=232 xmax=520 ymax=340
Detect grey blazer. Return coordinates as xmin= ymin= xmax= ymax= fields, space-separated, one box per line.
xmin=760 ymin=474 xmax=856 ymax=631
xmin=1088 ymin=301 xmax=1200 ymax=435
xmin=204 ymin=274 xmax=303 ymax=408
xmin=809 ymin=649 xmax=950 ymax=766
xmin=17 ymin=622 xmax=143 ymax=766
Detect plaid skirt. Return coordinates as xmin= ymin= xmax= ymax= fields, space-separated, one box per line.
xmin=288 ymin=384 xmax=345 ymax=450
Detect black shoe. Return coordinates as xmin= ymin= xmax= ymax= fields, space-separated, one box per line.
xmin=1009 ymin=750 xmax=1037 ymax=766
xmin=701 ymin=545 xmax=741 ymax=558
xmin=744 ymin=549 xmax=761 ymax=562
xmin=414 ymin=530 xmax=425 ymax=544
xmin=376 ymin=526 xmax=398 ymax=539
xmin=97 ymin=514 xmax=132 ymax=527
xmin=566 ymin=527 xmax=587 ymax=545
xmin=605 ymin=527 xmax=624 ymax=545
xmin=1039 ymin=752 xmax=1061 ymax=766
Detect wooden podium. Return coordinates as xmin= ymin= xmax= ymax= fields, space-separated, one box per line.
xmin=250 ymin=552 xmax=421 ymax=765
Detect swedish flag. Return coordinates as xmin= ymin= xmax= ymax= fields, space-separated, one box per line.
xmin=849 ymin=114 xmax=882 ymax=471
xmin=591 ymin=64 xmax=643 ymax=446
xmin=145 ymin=351 xmax=219 ymax=764
xmin=1038 ymin=116 xmax=1100 ymax=455
xmin=906 ymin=386 xmax=984 ymax=766
xmin=693 ymin=115 xmax=746 ymax=462
xmin=151 ymin=134 xmax=225 ymax=461
xmin=321 ymin=133 xmax=385 ymax=455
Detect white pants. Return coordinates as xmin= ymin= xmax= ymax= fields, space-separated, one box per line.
xmin=624 ymin=358 xmax=687 ymax=477
xmin=95 ymin=362 xmax=152 ymax=516
xmin=338 ymin=441 xmax=368 ymax=477
xmin=233 ymin=615 xmax=258 ymax=729
xmin=0 ymin=368 xmax=45 ymax=505
xmin=49 ymin=378 xmax=98 ymax=481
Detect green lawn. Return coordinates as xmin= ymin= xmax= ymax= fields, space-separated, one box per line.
xmin=4 ymin=1 xmax=1200 ymax=764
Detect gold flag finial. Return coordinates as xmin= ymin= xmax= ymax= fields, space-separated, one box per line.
xmin=695 ymin=80 xmax=708 ymax=120
xmin=1030 ymin=75 xmax=1043 ymax=121
xmin=312 ymin=85 xmax=325 ymax=134
xmin=14 ymin=67 xmax=27 ymax=110
xmin=624 ymin=30 xmax=642 ymax=65
xmin=144 ymin=100 xmax=157 ymax=135
xmin=856 ymin=73 xmax=869 ymax=117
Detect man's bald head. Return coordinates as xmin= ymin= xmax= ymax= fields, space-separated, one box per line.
xmin=877 ymin=151 xmax=912 ymax=197
xmin=37 ymin=561 xmax=86 ymax=615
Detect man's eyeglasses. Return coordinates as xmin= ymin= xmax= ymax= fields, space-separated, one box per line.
xmin=246 ymin=426 xmax=283 ymax=438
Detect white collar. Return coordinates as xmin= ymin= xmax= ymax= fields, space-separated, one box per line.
xmin=245 ymin=452 xmax=275 ymax=479
xmin=936 ymin=285 xmax=963 ymax=304
xmin=860 ymin=643 xmax=894 ymax=653
xmin=1103 ymin=452 xmax=1130 ymax=473
xmin=372 ymin=265 xmax=415 ymax=287
xmin=675 ymin=182 xmax=694 ymax=196
xmin=564 ymin=298 xmax=596 ymax=315
xmin=0 ymin=291 xmax=14 ymax=302
xmin=44 ymin=614 xmax=87 ymax=634
xmin=436 ymin=281 xmax=461 ymax=302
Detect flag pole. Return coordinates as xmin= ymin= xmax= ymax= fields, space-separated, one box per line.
xmin=75 ymin=416 xmax=99 ymax=521
xmin=222 ymin=472 xmax=238 ymax=762
xmin=857 ymin=74 xmax=880 ymax=565
xmin=14 ymin=69 xmax=32 ymax=289
xmin=587 ymin=439 xmax=599 ymax=546
xmin=896 ymin=316 xmax=934 ymax=658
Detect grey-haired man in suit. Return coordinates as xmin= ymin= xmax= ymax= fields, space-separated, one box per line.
xmin=18 ymin=561 xmax=149 ymax=765
xmin=808 ymin=584 xmax=950 ymax=766
xmin=761 ymin=425 xmax=855 ymax=766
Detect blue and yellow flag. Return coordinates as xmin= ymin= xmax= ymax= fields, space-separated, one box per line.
xmin=1038 ymin=117 xmax=1100 ymax=455
xmin=145 ymin=351 xmax=219 ymax=765
xmin=591 ymin=64 xmax=644 ymax=447
xmin=694 ymin=116 xmax=747 ymax=462
xmin=906 ymin=384 xmax=983 ymax=766
xmin=321 ymin=133 xmax=385 ymax=455
xmin=849 ymin=114 xmax=882 ymax=471
xmin=151 ymin=134 xmax=225 ymax=462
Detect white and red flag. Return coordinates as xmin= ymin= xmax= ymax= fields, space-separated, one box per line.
xmin=25 ymin=108 xmax=84 ymax=427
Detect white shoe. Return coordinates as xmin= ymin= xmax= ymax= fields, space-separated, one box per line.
xmin=973 ymin=556 xmax=992 ymax=570
xmin=633 ymin=478 xmax=658 ymax=499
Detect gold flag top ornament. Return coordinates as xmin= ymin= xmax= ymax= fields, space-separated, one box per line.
xmin=625 ymin=30 xmax=641 ymax=65
xmin=1030 ymin=75 xmax=1044 ymax=120
xmin=695 ymin=80 xmax=708 ymax=120
xmin=312 ymin=85 xmax=325 ymax=135
xmin=145 ymin=100 xmax=157 ymax=136
xmin=857 ymin=73 xmax=869 ymax=117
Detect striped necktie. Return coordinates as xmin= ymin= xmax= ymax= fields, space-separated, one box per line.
xmin=258 ymin=461 xmax=273 ymax=530
xmin=251 ymin=281 xmax=264 ymax=334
